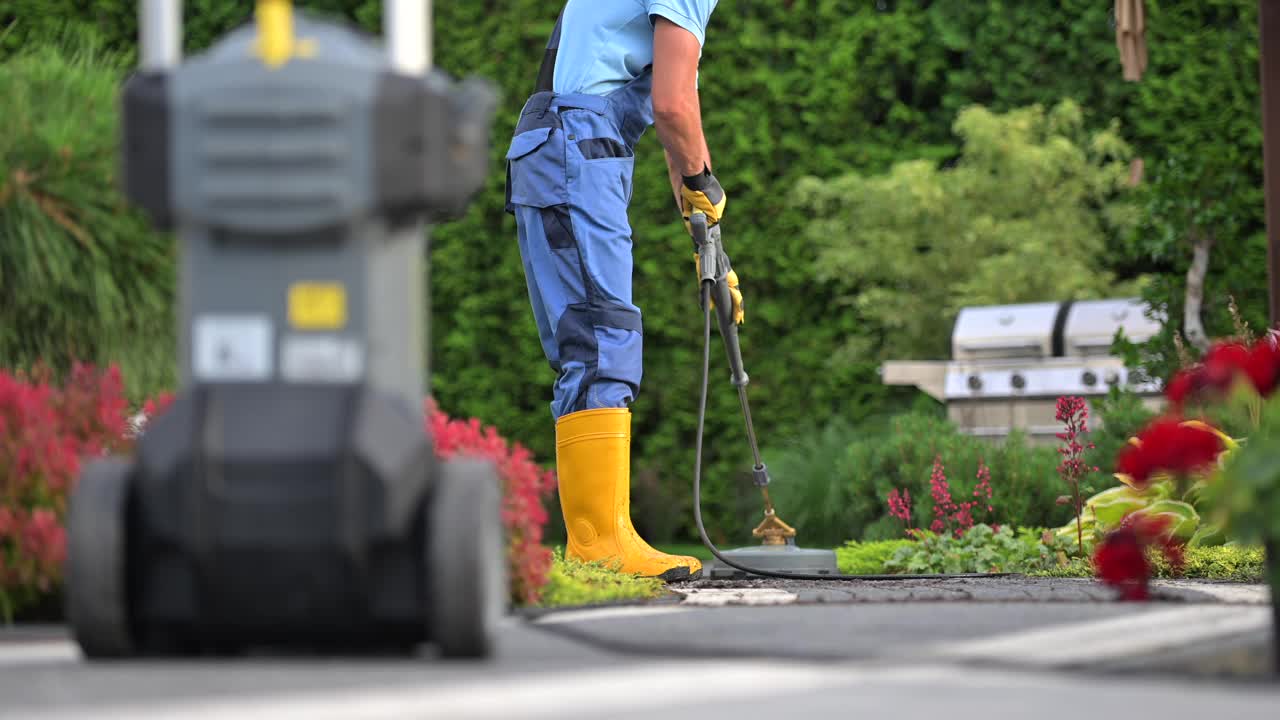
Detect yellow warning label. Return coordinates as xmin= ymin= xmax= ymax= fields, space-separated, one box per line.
xmin=288 ymin=282 xmax=347 ymax=330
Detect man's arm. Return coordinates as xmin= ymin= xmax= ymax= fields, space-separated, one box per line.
xmin=652 ymin=16 xmax=710 ymax=210
xmin=664 ymin=149 xmax=683 ymax=213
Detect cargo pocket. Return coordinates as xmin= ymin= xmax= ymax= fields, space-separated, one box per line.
xmin=504 ymin=126 xmax=567 ymax=210
xmin=576 ymin=138 xmax=633 ymax=160
xmin=574 ymin=153 xmax=634 ymax=223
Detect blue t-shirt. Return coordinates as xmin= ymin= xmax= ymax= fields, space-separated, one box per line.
xmin=552 ymin=0 xmax=718 ymax=96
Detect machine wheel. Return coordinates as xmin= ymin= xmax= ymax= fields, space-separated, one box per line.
xmin=427 ymin=457 xmax=508 ymax=659
xmin=66 ymin=457 xmax=136 ymax=659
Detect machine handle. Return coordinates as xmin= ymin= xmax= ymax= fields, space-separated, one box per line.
xmin=386 ymin=0 xmax=432 ymax=74
xmin=139 ymin=0 xmax=183 ymax=71
xmin=138 ymin=1 xmax=433 ymax=73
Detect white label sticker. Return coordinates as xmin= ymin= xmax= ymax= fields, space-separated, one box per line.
xmin=193 ymin=315 xmax=274 ymax=382
xmin=280 ymin=335 xmax=364 ymax=383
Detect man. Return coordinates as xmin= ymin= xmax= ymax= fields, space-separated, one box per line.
xmin=504 ymin=0 xmax=739 ymax=581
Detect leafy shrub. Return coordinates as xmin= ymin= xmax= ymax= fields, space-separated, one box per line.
xmin=767 ymin=410 xmax=1066 ymax=546
xmin=1 ymin=367 xmax=559 ymax=616
xmin=536 ymin=549 xmax=666 ymax=608
xmin=1043 ymin=384 xmax=1233 ymax=556
xmin=0 ymin=37 xmax=175 ymax=403
xmin=1046 ymin=452 xmax=1240 ymax=560
xmin=871 ymin=522 xmax=1264 ymax=582
xmin=425 ymin=400 xmax=557 ymax=606
xmin=883 ymin=524 xmax=1057 ymax=575
xmin=0 ymin=363 xmax=132 ymax=621
xmin=834 ymin=539 xmax=912 ymax=575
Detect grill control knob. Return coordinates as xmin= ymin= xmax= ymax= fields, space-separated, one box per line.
xmin=967 ymin=374 xmax=983 ymax=391
xmin=1082 ymin=370 xmax=1098 ymax=387
xmin=1011 ymin=373 xmax=1026 ymax=390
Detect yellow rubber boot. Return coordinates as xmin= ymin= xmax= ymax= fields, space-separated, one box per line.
xmin=555 ymin=408 xmax=702 ymax=582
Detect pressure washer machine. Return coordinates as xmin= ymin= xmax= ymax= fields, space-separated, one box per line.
xmin=64 ymin=1 xmax=504 ymax=659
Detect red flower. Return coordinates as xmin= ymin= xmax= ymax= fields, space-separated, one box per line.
xmin=1164 ymin=369 xmax=1202 ymax=408
xmin=886 ymin=488 xmax=912 ymax=525
xmin=142 ymin=392 xmax=177 ymax=418
xmin=1094 ymin=511 xmax=1187 ymax=602
xmin=1094 ymin=526 xmax=1150 ymax=601
xmin=1201 ymin=341 xmax=1251 ymax=392
xmin=1168 ymin=337 xmax=1280 ymax=405
xmin=1114 ymin=418 xmax=1222 ymax=488
xmin=1243 ymin=336 xmax=1280 ymax=397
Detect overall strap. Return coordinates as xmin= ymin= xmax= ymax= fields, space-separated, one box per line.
xmin=534 ymin=7 xmax=566 ymax=94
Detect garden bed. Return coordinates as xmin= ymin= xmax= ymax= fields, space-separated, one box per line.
xmin=836 ymin=534 xmax=1266 ymax=583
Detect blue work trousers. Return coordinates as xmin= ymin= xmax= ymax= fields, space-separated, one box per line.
xmin=505 ymin=86 xmax=652 ymax=420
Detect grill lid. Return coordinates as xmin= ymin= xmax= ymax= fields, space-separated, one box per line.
xmin=951 ymin=302 xmax=1060 ymax=361
xmin=1061 ymin=298 xmax=1160 ymax=356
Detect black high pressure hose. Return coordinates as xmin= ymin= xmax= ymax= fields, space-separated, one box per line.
xmin=689 ymin=215 xmax=1008 ymax=582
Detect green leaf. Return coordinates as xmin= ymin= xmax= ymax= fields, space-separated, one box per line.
xmin=1143 ymin=500 xmax=1201 ymax=542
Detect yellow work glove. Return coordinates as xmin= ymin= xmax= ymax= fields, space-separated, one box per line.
xmin=681 ymin=166 xmax=726 ymax=233
xmin=693 ymin=251 xmax=745 ymax=325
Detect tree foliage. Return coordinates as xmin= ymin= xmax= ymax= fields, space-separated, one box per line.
xmin=1111 ymin=0 xmax=1267 ymax=383
xmin=797 ymin=100 xmax=1145 ymax=361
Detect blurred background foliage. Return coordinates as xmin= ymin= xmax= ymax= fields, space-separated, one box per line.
xmin=0 ymin=0 xmax=1265 ymax=544
xmin=795 ymin=99 xmax=1147 ymax=362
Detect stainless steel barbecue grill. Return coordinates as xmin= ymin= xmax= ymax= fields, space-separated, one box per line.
xmin=881 ymin=298 xmax=1165 ymax=444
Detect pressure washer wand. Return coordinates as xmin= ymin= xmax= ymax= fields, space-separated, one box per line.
xmin=687 ymin=214 xmax=1009 ymax=580
xmin=690 ymin=213 xmax=795 ymax=545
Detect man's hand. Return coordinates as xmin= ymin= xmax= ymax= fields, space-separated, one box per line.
xmin=681 ymin=166 xmax=726 ymax=230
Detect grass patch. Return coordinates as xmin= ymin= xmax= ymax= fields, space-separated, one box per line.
xmin=1158 ymin=545 xmax=1268 ymax=582
xmin=839 ymin=534 xmax=1267 ymax=583
xmin=1023 ymin=544 xmax=1266 ymax=583
xmin=1022 ymin=547 xmax=1266 ymax=583
xmin=536 ymin=549 xmax=668 ymax=608
xmin=836 ymin=539 xmax=912 ymax=574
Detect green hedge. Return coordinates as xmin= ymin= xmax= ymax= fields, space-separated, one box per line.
xmin=0 ymin=38 xmax=175 ymax=402
xmin=0 ymin=1 xmax=1265 ymax=543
